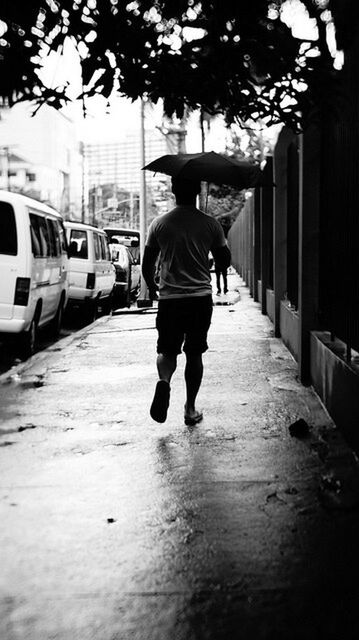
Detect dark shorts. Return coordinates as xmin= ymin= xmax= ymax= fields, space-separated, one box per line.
xmin=156 ymin=295 xmax=213 ymax=355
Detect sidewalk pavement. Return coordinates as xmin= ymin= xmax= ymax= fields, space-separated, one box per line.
xmin=1 ymin=272 xmax=359 ymax=640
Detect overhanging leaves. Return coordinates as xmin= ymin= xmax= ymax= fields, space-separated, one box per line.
xmin=0 ymin=1 xmax=355 ymax=130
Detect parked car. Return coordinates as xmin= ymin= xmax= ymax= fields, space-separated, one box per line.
xmin=0 ymin=190 xmax=68 ymax=357
xmin=64 ymin=221 xmax=115 ymax=321
xmin=109 ymin=240 xmax=141 ymax=308
xmin=103 ymin=227 xmax=140 ymax=263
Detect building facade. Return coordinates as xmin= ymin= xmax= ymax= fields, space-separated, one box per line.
xmin=84 ymin=127 xmax=171 ymax=226
xmin=0 ymin=104 xmax=83 ymax=218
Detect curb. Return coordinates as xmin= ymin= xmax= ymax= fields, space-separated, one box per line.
xmin=0 ymin=313 xmax=112 ymax=386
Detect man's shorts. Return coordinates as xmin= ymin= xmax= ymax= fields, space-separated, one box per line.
xmin=156 ymin=295 xmax=213 ymax=355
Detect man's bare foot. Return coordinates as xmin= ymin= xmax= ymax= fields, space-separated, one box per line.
xmin=184 ymin=404 xmax=203 ymax=426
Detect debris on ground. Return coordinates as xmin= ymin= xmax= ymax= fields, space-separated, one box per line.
xmin=289 ymin=418 xmax=310 ymax=438
xmin=18 ymin=423 xmax=37 ymax=432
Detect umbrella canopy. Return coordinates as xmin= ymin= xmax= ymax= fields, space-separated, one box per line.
xmin=143 ymin=151 xmax=261 ymax=189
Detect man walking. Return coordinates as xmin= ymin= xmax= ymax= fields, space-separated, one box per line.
xmin=215 ymin=262 xmax=228 ymax=295
xmin=142 ymin=176 xmax=231 ymax=425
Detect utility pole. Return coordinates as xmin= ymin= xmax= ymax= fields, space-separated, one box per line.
xmin=137 ymin=98 xmax=153 ymax=308
xmin=129 ymin=191 xmax=134 ymax=228
xmin=177 ymin=112 xmax=187 ymax=153
xmin=80 ymin=142 xmax=86 ymax=223
xmin=199 ymin=108 xmax=207 ymax=211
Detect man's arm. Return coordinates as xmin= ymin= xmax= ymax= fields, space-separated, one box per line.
xmin=212 ymin=244 xmax=231 ymax=270
xmin=142 ymin=245 xmax=160 ymax=299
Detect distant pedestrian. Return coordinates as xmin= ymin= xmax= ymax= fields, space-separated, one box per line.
xmin=215 ymin=263 xmax=228 ymax=295
xmin=142 ymin=176 xmax=231 ymax=425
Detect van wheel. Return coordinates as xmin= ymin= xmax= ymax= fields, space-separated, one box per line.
xmin=20 ymin=317 xmax=37 ymax=359
xmin=102 ymin=292 xmax=113 ymax=315
xmin=126 ymin=273 xmax=132 ymax=308
xmin=113 ymin=287 xmax=126 ymax=309
xmin=84 ymin=300 xmax=97 ymax=324
xmin=51 ymin=298 xmax=64 ymax=338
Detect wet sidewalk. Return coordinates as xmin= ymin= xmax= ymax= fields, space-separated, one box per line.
xmin=1 ymin=272 xmax=359 ymax=640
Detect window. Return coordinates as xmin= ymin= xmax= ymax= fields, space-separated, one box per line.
xmin=94 ymin=233 xmax=101 ymax=260
xmin=37 ymin=216 xmax=51 ymax=256
xmin=57 ymin=220 xmax=68 ymax=254
xmin=68 ymin=229 xmax=88 ymax=259
xmin=111 ymin=244 xmax=129 ymax=269
xmin=0 ymin=201 xmax=17 ymax=255
xmin=47 ymin=219 xmax=61 ymax=257
xmin=26 ymin=173 xmax=36 ymax=183
xmin=29 ymin=214 xmax=42 ymax=257
xmin=100 ymin=235 xmax=110 ymax=261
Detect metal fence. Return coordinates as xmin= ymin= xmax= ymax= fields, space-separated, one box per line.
xmin=286 ymin=140 xmax=299 ymax=309
xmin=319 ymin=35 xmax=359 ymax=356
xmin=228 ymin=194 xmax=255 ymax=294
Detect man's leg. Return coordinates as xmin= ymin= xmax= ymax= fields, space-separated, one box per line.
xmin=184 ymin=353 xmax=204 ymax=424
xmin=150 ymin=353 xmax=177 ymax=422
xmin=215 ymin=270 xmax=221 ymax=294
xmin=151 ymin=299 xmax=181 ymax=423
xmin=223 ymin=268 xmax=228 ymax=293
xmin=150 ymin=353 xmax=177 ymax=423
xmin=157 ymin=353 xmax=177 ymax=383
xmin=183 ymin=296 xmax=212 ymax=425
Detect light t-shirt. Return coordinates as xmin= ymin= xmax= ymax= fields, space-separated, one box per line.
xmin=146 ymin=205 xmax=226 ymax=299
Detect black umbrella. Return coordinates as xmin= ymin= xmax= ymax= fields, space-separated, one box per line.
xmin=142 ymin=151 xmax=261 ymax=189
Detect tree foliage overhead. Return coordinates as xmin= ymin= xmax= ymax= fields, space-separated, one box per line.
xmin=0 ymin=1 xmax=357 ymax=130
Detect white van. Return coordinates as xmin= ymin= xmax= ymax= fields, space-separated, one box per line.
xmin=64 ymin=221 xmax=115 ymax=320
xmin=0 ymin=190 xmax=69 ymax=357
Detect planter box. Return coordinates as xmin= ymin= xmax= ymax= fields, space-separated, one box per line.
xmin=310 ymin=331 xmax=359 ymax=454
xmin=280 ymin=300 xmax=299 ymax=361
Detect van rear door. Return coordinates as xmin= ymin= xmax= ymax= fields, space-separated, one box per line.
xmin=0 ymin=201 xmax=18 ymax=320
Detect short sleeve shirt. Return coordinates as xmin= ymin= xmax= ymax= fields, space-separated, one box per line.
xmin=146 ymin=205 xmax=226 ymax=299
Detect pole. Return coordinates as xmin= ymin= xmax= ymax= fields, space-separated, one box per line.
xmin=80 ymin=142 xmax=85 ymax=223
xmin=130 ymin=191 xmax=134 ymax=227
xmin=137 ymin=98 xmax=153 ymax=308
xmin=199 ymin=109 xmax=207 ymax=211
xmin=5 ymin=147 xmax=10 ymax=192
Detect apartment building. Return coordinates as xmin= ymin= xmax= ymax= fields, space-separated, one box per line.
xmin=0 ymin=104 xmax=83 ymax=217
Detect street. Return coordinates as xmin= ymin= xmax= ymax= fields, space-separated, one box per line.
xmin=1 ymin=273 xmax=359 ymax=639
xmin=0 ymin=300 xmax=131 ymax=376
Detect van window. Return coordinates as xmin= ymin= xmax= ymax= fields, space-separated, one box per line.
xmin=113 ymin=244 xmax=128 ymax=269
xmin=69 ymin=229 xmax=88 ymax=259
xmin=47 ymin=218 xmax=60 ymax=256
xmin=94 ymin=233 xmax=101 ymax=260
xmin=0 ymin=201 xmax=17 ymax=255
xmin=38 ymin=216 xmax=51 ymax=256
xmin=100 ymin=235 xmax=110 ymax=261
xmin=58 ymin=220 xmax=68 ymax=254
xmin=29 ymin=213 xmax=44 ymax=257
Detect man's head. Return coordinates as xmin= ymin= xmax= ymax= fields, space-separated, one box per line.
xmin=171 ymin=176 xmax=201 ymax=205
